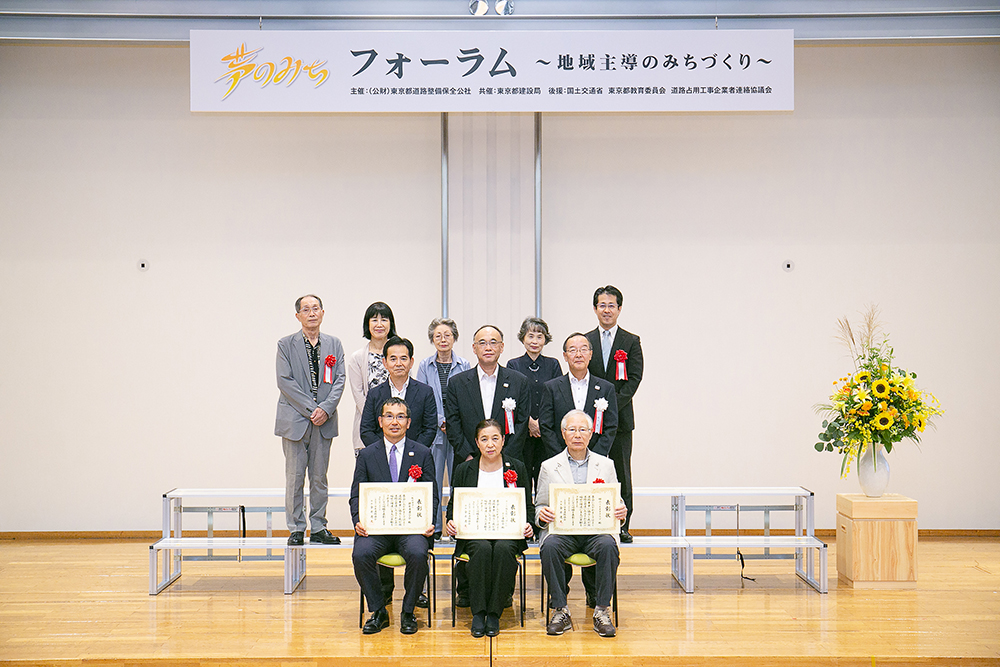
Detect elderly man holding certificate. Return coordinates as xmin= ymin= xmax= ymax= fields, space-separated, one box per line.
xmin=446 ymin=419 xmax=533 ymax=638
xmin=535 ymin=409 xmax=627 ymax=638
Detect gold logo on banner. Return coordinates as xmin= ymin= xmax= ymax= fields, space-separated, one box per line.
xmin=216 ymin=43 xmax=330 ymax=100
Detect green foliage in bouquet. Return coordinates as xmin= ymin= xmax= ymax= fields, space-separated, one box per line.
xmin=815 ymin=306 xmax=943 ymax=477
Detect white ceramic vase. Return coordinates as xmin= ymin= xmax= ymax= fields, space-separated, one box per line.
xmin=857 ymin=444 xmax=890 ymax=498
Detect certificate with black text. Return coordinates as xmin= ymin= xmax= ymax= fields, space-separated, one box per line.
xmin=453 ymin=488 xmax=526 ymax=540
xmin=359 ymin=482 xmax=433 ymax=535
xmin=548 ymin=483 xmax=620 ymax=536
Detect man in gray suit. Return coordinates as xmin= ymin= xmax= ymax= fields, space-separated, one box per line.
xmin=275 ymin=294 xmax=346 ymax=546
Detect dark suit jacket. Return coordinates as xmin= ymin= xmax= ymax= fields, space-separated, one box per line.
xmin=538 ymin=373 xmax=619 ymax=457
xmin=349 ymin=437 xmax=438 ymax=528
xmin=359 ymin=378 xmax=438 ymax=447
xmin=445 ymin=365 xmax=531 ymax=463
xmin=446 ymin=455 xmax=533 ymax=554
xmin=506 ymin=353 xmax=563 ymax=419
xmin=586 ymin=327 xmax=644 ymax=432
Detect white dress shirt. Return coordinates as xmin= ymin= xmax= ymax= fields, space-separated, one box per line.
xmin=569 ymin=371 xmax=591 ymax=411
xmin=478 ymin=365 xmax=498 ymax=419
xmin=389 ymin=377 xmax=409 ymax=399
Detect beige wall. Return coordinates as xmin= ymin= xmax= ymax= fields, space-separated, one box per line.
xmin=0 ymin=42 xmax=997 ymax=531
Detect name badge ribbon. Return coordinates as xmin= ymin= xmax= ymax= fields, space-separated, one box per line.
xmin=501 ymin=397 xmax=517 ymax=435
xmin=593 ymin=397 xmax=609 ymax=434
xmin=324 ymin=355 xmax=336 ymax=384
xmin=613 ymin=350 xmax=628 ymax=381
xmin=503 ymin=469 xmax=518 ymax=488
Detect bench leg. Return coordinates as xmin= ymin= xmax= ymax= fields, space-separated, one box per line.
xmin=149 ymin=545 xmax=182 ymax=595
xmin=285 ymin=547 xmax=306 ymax=594
xmin=671 ymin=545 xmax=694 ymax=594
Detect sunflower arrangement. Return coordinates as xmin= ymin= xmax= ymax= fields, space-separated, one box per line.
xmin=814 ymin=306 xmax=943 ymax=477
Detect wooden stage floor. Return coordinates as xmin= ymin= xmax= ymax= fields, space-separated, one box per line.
xmin=1 ymin=537 xmax=998 ymax=666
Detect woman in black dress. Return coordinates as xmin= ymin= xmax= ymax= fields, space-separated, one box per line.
xmin=446 ymin=419 xmax=534 ymax=637
xmin=506 ymin=317 xmax=562 ymax=487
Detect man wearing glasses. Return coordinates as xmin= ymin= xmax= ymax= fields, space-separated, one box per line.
xmin=444 ymin=324 xmax=530 ymax=607
xmin=445 ymin=324 xmax=531 ymax=470
xmin=275 ymin=294 xmax=346 ymax=547
xmin=351 ymin=397 xmax=438 ymax=635
xmin=536 ymin=410 xmax=626 ymax=638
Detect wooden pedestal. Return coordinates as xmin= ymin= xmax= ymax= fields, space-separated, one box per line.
xmin=836 ymin=493 xmax=917 ymax=589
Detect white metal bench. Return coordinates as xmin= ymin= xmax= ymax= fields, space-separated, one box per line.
xmin=631 ymin=487 xmax=827 ymax=593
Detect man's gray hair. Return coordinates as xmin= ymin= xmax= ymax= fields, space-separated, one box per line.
xmin=560 ymin=409 xmax=594 ymax=432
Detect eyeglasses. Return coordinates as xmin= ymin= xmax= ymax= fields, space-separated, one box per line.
xmin=563 ymin=427 xmax=592 ymax=435
xmin=475 ymin=339 xmax=502 ymax=348
xmin=299 ymin=306 xmax=322 ymax=314
xmin=565 ymin=346 xmax=591 ymax=355
xmin=380 ymin=413 xmax=410 ymax=422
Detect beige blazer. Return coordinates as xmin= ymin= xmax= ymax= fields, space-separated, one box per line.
xmin=534 ymin=449 xmax=624 ymax=547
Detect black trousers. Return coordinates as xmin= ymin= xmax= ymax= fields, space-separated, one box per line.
xmin=464 ymin=539 xmax=520 ymax=616
xmin=540 ymin=534 xmax=619 ymax=609
xmin=608 ymin=429 xmax=634 ymax=531
xmin=353 ymin=534 xmax=429 ymax=614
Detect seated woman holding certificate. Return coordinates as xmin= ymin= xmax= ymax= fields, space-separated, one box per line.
xmin=446 ymin=419 xmax=534 ymax=638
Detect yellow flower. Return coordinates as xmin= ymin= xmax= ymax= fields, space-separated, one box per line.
xmin=872 ymin=378 xmax=891 ymax=398
xmin=855 ymin=387 xmax=870 ymax=403
xmin=915 ymin=415 xmax=926 ymax=431
xmin=854 ymin=370 xmax=871 ymax=384
xmin=874 ymin=412 xmax=894 ymax=430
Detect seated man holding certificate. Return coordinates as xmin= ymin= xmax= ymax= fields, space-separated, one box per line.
xmin=351 ymin=397 xmax=438 ymax=635
xmin=446 ymin=419 xmax=534 ymax=638
xmin=535 ymin=409 xmax=627 ymax=638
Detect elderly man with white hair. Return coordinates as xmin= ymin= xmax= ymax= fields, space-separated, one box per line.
xmin=535 ymin=409 xmax=627 ymax=637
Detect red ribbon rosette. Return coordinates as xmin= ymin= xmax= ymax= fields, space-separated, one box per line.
xmin=593 ymin=478 xmax=606 ymax=484
xmin=613 ymin=350 xmax=628 ymax=381
xmin=324 ymin=355 xmax=336 ymax=383
xmin=407 ymin=464 xmax=422 ymax=481
xmin=503 ymin=469 xmax=518 ymax=488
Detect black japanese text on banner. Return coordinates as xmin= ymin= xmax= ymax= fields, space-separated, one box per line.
xmin=190 ymin=30 xmax=793 ymax=113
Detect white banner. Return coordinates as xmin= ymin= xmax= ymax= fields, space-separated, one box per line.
xmin=190 ymin=29 xmax=793 ymax=113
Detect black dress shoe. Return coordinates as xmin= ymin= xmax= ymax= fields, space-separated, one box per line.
xmin=485 ymin=613 xmax=500 ymax=637
xmin=287 ymin=532 xmax=304 ymax=546
xmin=309 ymin=529 xmax=341 ymax=545
xmin=416 ymin=592 xmax=429 ymax=609
xmin=471 ymin=612 xmax=486 ymax=637
xmin=362 ymin=608 xmax=390 ymax=634
xmin=619 ymin=529 xmax=633 ymax=543
xmin=456 ymin=593 xmax=470 ymax=608
xmin=400 ymin=611 xmax=418 ymax=634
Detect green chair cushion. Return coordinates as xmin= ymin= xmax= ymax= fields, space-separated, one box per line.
xmin=565 ymin=553 xmax=597 ymax=567
xmin=376 ymin=553 xmax=406 ymax=567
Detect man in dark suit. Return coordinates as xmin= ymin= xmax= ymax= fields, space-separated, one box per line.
xmin=539 ymin=332 xmax=619 ymax=458
xmin=275 ymin=294 xmax=346 ymax=547
xmin=445 ymin=325 xmax=531 ymax=468
xmin=360 ymin=336 xmax=438 ymax=447
xmin=445 ymin=324 xmax=530 ymax=607
xmin=351 ymin=397 xmax=438 ymax=635
xmin=585 ymin=285 xmax=644 ymax=544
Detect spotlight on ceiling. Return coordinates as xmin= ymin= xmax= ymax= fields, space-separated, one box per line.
xmin=469 ymin=0 xmax=489 ymax=15
xmin=495 ymin=0 xmax=514 ymax=15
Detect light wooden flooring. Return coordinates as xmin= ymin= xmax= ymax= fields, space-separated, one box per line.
xmin=1 ymin=537 xmax=998 ymax=666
